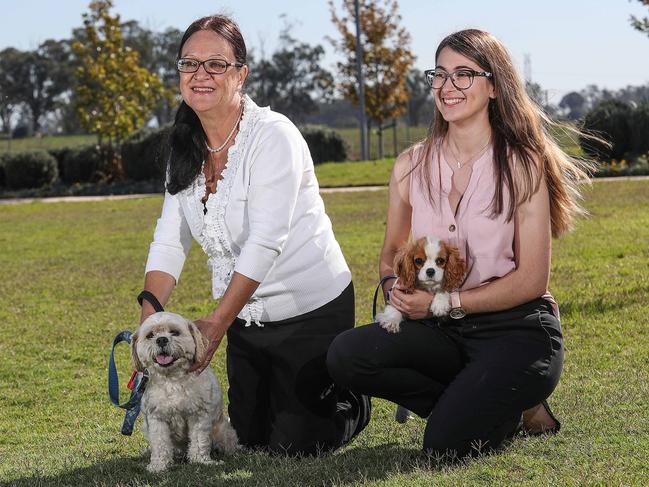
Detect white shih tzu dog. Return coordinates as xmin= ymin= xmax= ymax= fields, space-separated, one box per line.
xmin=131 ymin=312 xmax=238 ymax=472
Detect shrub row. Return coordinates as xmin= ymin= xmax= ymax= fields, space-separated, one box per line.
xmin=300 ymin=126 xmax=348 ymax=164
xmin=0 ymin=125 xmax=349 ymax=190
xmin=580 ymin=100 xmax=649 ymax=160
xmin=1 ymin=150 xmax=58 ymax=189
xmin=121 ymin=126 xmax=171 ymax=182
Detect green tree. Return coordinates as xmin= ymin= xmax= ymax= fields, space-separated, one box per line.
xmin=329 ymin=0 xmax=415 ymax=158
xmin=72 ymin=0 xmax=167 ymax=178
xmin=630 ymin=0 xmax=649 ymax=35
xmin=559 ymin=91 xmax=587 ymax=120
xmin=0 ymin=42 xmax=71 ymax=134
xmin=580 ymin=99 xmax=633 ymax=160
xmin=0 ymin=48 xmax=24 ymax=134
xmin=248 ymin=21 xmax=334 ymax=124
xmin=121 ymin=22 xmax=181 ymax=125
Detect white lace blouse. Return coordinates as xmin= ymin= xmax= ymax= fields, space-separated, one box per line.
xmin=145 ymin=95 xmax=351 ymax=325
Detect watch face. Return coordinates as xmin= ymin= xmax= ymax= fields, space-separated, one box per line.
xmin=450 ymin=308 xmax=466 ymax=320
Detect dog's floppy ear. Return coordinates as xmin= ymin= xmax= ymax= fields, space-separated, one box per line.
xmin=394 ymin=240 xmax=417 ymax=290
xmin=130 ymin=330 xmax=145 ymax=372
xmin=442 ymin=242 xmax=466 ymax=292
xmin=189 ymin=321 xmax=208 ymax=364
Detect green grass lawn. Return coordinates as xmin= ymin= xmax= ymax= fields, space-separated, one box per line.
xmin=315 ymin=158 xmax=394 ymax=187
xmin=0 ymin=134 xmax=97 ymax=153
xmin=0 ymin=180 xmax=647 ymax=486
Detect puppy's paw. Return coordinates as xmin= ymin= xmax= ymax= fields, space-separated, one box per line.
xmin=429 ymin=292 xmax=451 ymax=317
xmin=378 ymin=319 xmax=401 ymax=333
xmin=377 ymin=305 xmax=403 ymax=333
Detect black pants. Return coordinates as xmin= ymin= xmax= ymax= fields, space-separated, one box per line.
xmin=226 ymin=282 xmax=354 ymax=456
xmin=327 ymin=298 xmax=563 ymax=458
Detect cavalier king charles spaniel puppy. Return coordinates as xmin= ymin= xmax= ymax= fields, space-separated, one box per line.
xmin=131 ymin=312 xmax=238 ymax=472
xmin=377 ymin=236 xmax=466 ymax=333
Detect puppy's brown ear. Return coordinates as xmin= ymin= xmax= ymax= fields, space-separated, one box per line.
xmin=443 ymin=243 xmax=466 ymax=292
xmin=394 ymin=240 xmax=417 ymax=291
xmin=130 ymin=331 xmax=145 ymax=372
xmin=189 ymin=321 xmax=208 ymax=365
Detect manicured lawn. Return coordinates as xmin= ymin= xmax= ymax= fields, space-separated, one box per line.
xmin=0 ymin=180 xmax=647 ymax=486
xmin=0 ymin=134 xmax=97 ymax=153
xmin=315 ymin=158 xmax=394 ymax=187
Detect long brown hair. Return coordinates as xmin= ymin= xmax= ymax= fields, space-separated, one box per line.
xmin=413 ymin=29 xmax=594 ymax=238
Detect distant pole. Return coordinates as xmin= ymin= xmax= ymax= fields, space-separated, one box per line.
xmin=354 ymin=0 xmax=368 ymax=161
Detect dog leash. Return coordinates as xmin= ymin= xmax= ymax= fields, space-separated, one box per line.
xmin=107 ymin=291 xmax=164 ymax=435
xmin=372 ymin=275 xmax=397 ymax=321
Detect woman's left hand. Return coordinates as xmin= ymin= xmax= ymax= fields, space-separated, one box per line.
xmin=188 ymin=317 xmax=228 ymax=375
xmin=390 ymin=287 xmax=434 ymax=320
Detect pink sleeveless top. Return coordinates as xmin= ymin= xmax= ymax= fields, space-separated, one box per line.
xmin=409 ymin=142 xmax=558 ymax=317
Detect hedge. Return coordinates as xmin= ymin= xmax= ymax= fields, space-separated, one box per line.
xmin=60 ymin=145 xmax=103 ymax=184
xmin=121 ymin=126 xmax=171 ymax=182
xmin=3 ymin=150 xmax=58 ymax=189
xmin=300 ymin=126 xmax=349 ymax=164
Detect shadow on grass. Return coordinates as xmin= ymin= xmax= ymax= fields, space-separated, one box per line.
xmin=6 ymin=443 xmax=438 ymax=487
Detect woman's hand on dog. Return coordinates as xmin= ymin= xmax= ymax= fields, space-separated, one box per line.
xmin=188 ymin=317 xmax=227 ymax=375
xmin=390 ymin=287 xmax=434 ymax=320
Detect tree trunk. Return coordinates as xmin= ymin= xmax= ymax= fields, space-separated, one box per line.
xmin=29 ymin=104 xmax=41 ymax=134
xmin=366 ymin=119 xmax=372 ymax=160
xmin=0 ymin=106 xmax=12 ymax=134
xmin=393 ymin=119 xmax=398 ymax=157
xmin=378 ymin=126 xmax=384 ymax=160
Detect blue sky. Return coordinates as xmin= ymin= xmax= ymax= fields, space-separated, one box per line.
xmin=3 ymin=0 xmax=649 ymax=102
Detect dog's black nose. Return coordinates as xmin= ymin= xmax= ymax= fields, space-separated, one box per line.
xmin=426 ymin=268 xmax=435 ymax=277
xmin=156 ymin=336 xmax=169 ymax=347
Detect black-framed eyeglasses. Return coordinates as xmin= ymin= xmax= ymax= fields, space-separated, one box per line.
xmin=176 ymin=57 xmax=245 ymax=75
xmin=424 ymin=68 xmax=493 ymax=90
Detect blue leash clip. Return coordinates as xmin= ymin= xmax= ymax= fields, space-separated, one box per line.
xmin=108 ymin=330 xmax=148 ymax=435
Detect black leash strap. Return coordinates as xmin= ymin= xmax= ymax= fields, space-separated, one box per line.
xmin=372 ymin=275 xmax=397 ymax=321
xmin=137 ymin=290 xmax=164 ymax=313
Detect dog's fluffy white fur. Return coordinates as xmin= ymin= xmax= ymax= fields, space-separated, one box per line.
xmin=131 ymin=312 xmax=238 ymax=472
xmin=377 ymin=236 xmax=465 ymax=333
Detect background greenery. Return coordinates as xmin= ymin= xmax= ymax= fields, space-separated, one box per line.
xmin=0 ymin=179 xmax=647 ymax=486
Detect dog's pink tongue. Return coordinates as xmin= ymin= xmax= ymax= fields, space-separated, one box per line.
xmin=156 ymin=354 xmax=174 ymax=365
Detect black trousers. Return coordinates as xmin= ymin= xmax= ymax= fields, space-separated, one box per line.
xmin=327 ymin=298 xmax=563 ymax=458
xmin=226 ymin=282 xmax=355 ymax=456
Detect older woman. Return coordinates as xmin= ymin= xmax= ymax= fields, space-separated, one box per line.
xmin=138 ymin=14 xmax=369 ymax=456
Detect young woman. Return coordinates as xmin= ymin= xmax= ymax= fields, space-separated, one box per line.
xmin=327 ymin=29 xmax=592 ymax=458
xmin=139 ymin=15 xmax=369 ymax=456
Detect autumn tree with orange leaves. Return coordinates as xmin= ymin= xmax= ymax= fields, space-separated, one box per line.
xmin=329 ymin=0 xmax=414 ymax=159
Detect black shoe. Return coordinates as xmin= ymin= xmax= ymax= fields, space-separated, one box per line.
xmin=338 ymin=389 xmax=371 ymax=446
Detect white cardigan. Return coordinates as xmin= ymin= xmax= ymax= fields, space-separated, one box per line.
xmin=145 ymin=96 xmax=351 ymax=325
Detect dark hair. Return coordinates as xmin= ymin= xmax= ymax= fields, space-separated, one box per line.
xmin=167 ymin=15 xmax=247 ymax=194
